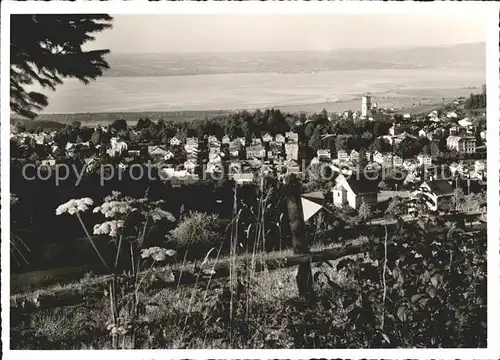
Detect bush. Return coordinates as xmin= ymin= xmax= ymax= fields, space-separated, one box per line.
xmin=168 ymin=211 xmax=220 ymax=257
xmin=378 ymin=180 xmax=390 ymax=190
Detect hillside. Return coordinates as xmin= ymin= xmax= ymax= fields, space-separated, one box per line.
xmin=101 ymin=42 xmax=485 ymax=78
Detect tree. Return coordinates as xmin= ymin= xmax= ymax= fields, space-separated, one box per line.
xmin=429 ymin=141 xmax=441 ymax=158
xmin=11 ymin=15 xmax=113 ymax=118
xmin=308 ymin=126 xmax=324 ymax=151
xmin=357 ymin=202 xmax=374 ymax=223
xmin=396 ymin=137 xmax=422 ymax=158
xmin=335 ymin=134 xmax=352 ymax=152
xmin=385 ymin=196 xmax=407 ymax=217
xmin=304 ymin=121 xmax=316 ymax=139
xmin=111 ymin=119 xmax=128 ymax=133
xmin=357 ymin=147 xmax=368 ymax=171
xmin=378 ymin=180 xmax=390 ymax=191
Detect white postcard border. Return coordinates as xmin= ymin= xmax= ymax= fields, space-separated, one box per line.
xmin=1 ymin=1 xmax=499 ymax=359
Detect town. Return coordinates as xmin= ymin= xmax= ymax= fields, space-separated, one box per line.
xmin=11 ymin=91 xmax=487 ymax=219
xmin=7 ymin=11 xmax=490 ymax=351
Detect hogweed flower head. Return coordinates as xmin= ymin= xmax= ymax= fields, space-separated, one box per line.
xmin=141 ymin=247 xmax=176 ymax=262
xmin=148 ymin=208 xmax=176 ymax=222
xmin=93 ymin=220 xmax=125 ymax=237
xmin=93 ymin=200 xmax=135 ymax=218
xmin=56 ymin=198 xmax=94 ymax=215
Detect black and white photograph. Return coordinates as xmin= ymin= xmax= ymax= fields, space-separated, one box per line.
xmin=2 ymin=1 xmax=499 ymax=358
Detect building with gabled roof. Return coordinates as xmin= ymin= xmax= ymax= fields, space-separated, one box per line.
xmin=332 ymin=173 xmax=378 ymax=209
xmin=411 ymin=180 xmax=454 ymax=212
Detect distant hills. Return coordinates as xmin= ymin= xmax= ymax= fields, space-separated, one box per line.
xmin=102 ymin=42 xmax=485 ymax=78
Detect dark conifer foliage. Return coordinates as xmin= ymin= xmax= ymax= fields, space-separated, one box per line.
xmin=10 ymin=14 xmax=113 ymax=118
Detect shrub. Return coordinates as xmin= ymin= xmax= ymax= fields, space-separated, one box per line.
xmin=357 ymin=202 xmax=374 ymax=224
xmin=169 ymin=211 xmax=220 ymax=256
xmin=378 ymin=180 xmax=390 ymax=190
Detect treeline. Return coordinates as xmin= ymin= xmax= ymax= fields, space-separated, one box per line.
xmin=464 ymin=92 xmax=486 ymax=109
xmin=14 ymin=105 xmax=485 ymax=165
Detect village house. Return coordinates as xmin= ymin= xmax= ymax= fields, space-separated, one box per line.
xmin=110 ymin=137 xmax=128 ymax=153
xmin=41 ymin=154 xmax=56 ymax=167
xmin=231 ymin=172 xmax=255 ymax=185
xmin=261 ymin=132 xmax=273 ymax=143
xmin=428 ymin=110 xmax=439 ymax=122
xmin=417 ymin=154 xmax=432 ymax=167
xmin=403 ymin=159 xmax=418 ymax=172
xmin=229 ymin=161 xmax=242 ymax=175
xmin=184 ymin=138 xmax=198 ymax=151
xmin=392 ymin=132 xmax=418 ymax=146
xmin=208 ymin=143 xmax=221 ymax=154
xmin=275 ymin=134 xmax=286 ymax=143
xmin=480 ymin=130 xmax=486 ymax=142
xmin=186 ymin=137 xmax=198 ymax=146
xmin=473 ymin=160 xmax=486 ymax=180
xmin=184 ymin=159 xmax=197 ymax=174
xmin=269 ymin=142 xmax=285 ymax=158
xmin=350 ymin=150 xmax=359 ymax=162
xmin=389 ymin=123 xmax=412 ymax=137
xmin=382 ymin=154 xmax=394 ymax=168
xmin=229 ymin=146 xmax=240 ymax=160
xmin=458 ymin=118 xmax=475 ymax=134
xmin=170 ymin=136 xmax=182 ymax=147
xmin=449 ymin=126 xmax=461 ymax=136
xmin=209 ymin=152 xmax=222 ymax=163
xmin=251 ymin=138 xmax=262 ymax=146
xmin=186 ymin=153 xmax=198 ymax=163
xmin=164 ymin=150 xmax=175 ymax=161
xmin=208 ymin=135 xmax=218 ymax=145
xmin=185 ymin=146 xmax=199 ymax=158
xmin=128 ymin=149 xmax=141 ymax=158
xmin=285 ymin=159 xmax=301 ymax=174
xmin=418 ymin=129 xmax=428 ymax=138
xmin=372 ymin=151 xmax=384 ymax=165
xmin=393 ymin=155 xmax=403 ymax=167
xmin=285 ymin=143 xmax=299 ymax=161
xmin=365 ymin=151 xmax=372 ymax=162
xmin=232 ymin=137 xmax=246 ymax=147
xmin=432 ymin=128 xmax=445 ymax=139
xmin=185 ymin=146 xmax=198 ymax=156
xmin=475 ymin=160 xmax=486 ymax=173
xmin=206 ymin=162 xmax=223 ymax=175
xmin=317 ymin=149 xmax=331 ymax=161
xmin=449 ymin=162 xmax=468 ymax=177
xmin=246 ymin=145 xmax=266 ymax=159
xmin=332 ymin=174 xmax=378 ymax=210
xmin=411 ymin=180 xmax=454 ymax=212
xmin=337 ymin=150 xmax=349 ymax=162
xmin=84 ymin=157 xmax=98 ymax=173
xmin=447 ymin=136 xmax=476 ymax=154
xmin=148 ymin=146 xmax=169 ymax=158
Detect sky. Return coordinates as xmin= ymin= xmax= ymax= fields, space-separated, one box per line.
xmin=89 ymin=14 xmax=486 ymax=53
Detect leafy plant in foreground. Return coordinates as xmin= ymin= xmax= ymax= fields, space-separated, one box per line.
xmin=55 ymin=192 xmax=176 ymax=348
xmin=336 ymin=212 xmax=486 ymax=347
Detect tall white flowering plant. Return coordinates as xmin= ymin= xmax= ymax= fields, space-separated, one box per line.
xmin=55 ymin=191 xmax=176 ymax=349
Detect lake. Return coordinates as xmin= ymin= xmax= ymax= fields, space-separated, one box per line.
xmin=36 ymin=67 xmax=484 ymax=114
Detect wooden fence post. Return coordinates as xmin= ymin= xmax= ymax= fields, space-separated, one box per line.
xmin=285 ymin=174 xmax=313 ymax=299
